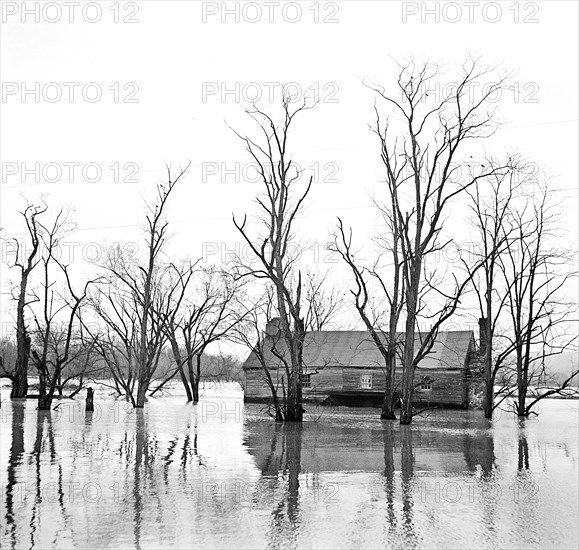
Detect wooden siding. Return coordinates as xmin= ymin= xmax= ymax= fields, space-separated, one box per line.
xmin=412 ymin=369 xmax=467 ymax=407
xmin=246 ymin=365 xmax=467 ymax=407
xmin=342 ymin=367 xmax=466 ymax=407
xmin=343 ymin=367 xmax=387 ymax=392
xmin=244 ymin=367 xmax=343 ymax=401
xmin=304 ymin=367 xmax=343 ymax=395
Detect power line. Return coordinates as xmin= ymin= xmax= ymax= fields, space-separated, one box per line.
xmin=2 ymin=118 xmax=577 ymax=191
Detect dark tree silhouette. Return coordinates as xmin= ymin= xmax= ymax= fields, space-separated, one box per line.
xmin=232 ymin=93 xmax=316 ymax=422
xmin=498 ymin=182 xmax=578 ymax=416
xmin=369 ymin=58 xmax=515 ymax=424
xmin=332 ymin=218 xmax=403 ymax=419
xmin=6 ymin=203 xmax=47 ymax=398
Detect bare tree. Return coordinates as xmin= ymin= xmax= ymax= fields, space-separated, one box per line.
xmin=94 ymin=163 xmax=190 ymax=407
xmin=466 ymin=160 xmax=524 ymax=418
xmin=235 ymin=277 xmax=343 ymax=421
xmin=370 ymin=58 xmax=515 ymax=424
xmin=6 ymin=203 xmax=47 ymax=397
xmin=331 ymin=218 xmax=403 ymax=419
xmin=28 ymin=210 xmax=99 ymax=410
xmin=232 ymin=94 xmax=316 ymax=422
xmin=234 ymin=287 xmax=286 ymax=421
xmin=53 ymin=331 xmax=102 ymax=399
xmin=498 ymin=183 xmax=578 ymax=416
xmin=88 ymin=271 xmax=141 ymax=405
xmin=154 ymin=264 xmax=247 ymax=402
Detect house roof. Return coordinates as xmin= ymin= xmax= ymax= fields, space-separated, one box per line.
xmin=242 ymin=330 xmax=474 ymax=371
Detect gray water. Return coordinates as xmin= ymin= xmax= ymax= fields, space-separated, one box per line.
xmin=1 ymin=383 xmax=578 ymax=549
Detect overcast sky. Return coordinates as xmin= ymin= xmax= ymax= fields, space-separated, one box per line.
xmin=1 ymin=0 xmax=578 ymax=348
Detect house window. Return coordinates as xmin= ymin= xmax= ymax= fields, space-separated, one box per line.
xmin=420 ymin=379 xmax=433 ymax=391
xmin=360 ymin=374 xmax=373 ymax=389
xmin=301 ymin=374 xmax=311 ymax=388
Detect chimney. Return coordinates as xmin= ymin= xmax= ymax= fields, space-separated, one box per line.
xmin=478 ymin=317 xmax=487 ymax=356
xmin=265 ymin=318 xmax=281 ymax=339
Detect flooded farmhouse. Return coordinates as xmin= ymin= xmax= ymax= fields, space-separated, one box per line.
xmin=243 ymin=321 xmax=482 ymax=408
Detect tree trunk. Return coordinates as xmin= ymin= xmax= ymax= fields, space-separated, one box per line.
xmin=400 ymin=273 xmax=420 ymax=425
xmin=38 ymin=368 xmax=47 ymax=404
xmin=516 ymin=355 xmax=526 ymax=416
xmin=86 ymin=387 xmax=94 ymax=412
xmin=483 ymin=379 xmax=494 ymax=419
xmin=37 ymin=389 xmax=55 ymax=411
xmin=189 ymin=356 xmax=200 ymax=403
xmin=192 ymin=354 xmax=201 ymax=402
xmin=285 ymin=323 xmax=305 ymax=422
xmin=273 ymin=402 xmax=284 ymax=422
xmin=179 ymin=365 xmax=193 ymax=402
xmin=399 ymin=355 xmax=415 ymax=425
xmin=516 ymin=387 xmax=526 ymax=416
xmin=11 ymin=330 xmax=30 ymax=398
xmin=168 ymin=337 xmax=194 ymax=402
xmin=400 ymin=319 xmax=416 ymax=424
xmin=285 ymin=364 xmax=303 ymax=421
xmin=480 ymin=317 xmax=494 ymax=419
xmin=135 ymin=380 xmax=148 ymax=408
xmin=37 ymin=365 xmax=57 ymax=411
xmin=482 ymin=342 xmax=494 ymax=419
xmin=380 ymin=399 xmax=396 ymax=420
xmin=380 ymin=355 xmax=397 ymax=420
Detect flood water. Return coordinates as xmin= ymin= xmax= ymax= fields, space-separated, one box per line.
xmin=1 ymin=382 xmax=578 ymax=549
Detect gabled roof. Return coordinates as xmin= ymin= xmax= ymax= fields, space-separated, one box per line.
xmin=243 ymin=330 xmax=474 ymax=371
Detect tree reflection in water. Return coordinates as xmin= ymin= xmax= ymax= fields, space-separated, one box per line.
xmin=1 ymin=396 xmax=577 ymax=549
xmin=400 ymin=425 xmax=418 ymax=548
xmin=518 ymin=419 xmax=530 ymax=470
xmin=4 ymin=401 xmax=25 ymax=550
xmin=133 ymin=408 xmax=145 ymax=550
xmin=514 ymin=418 xmax=540 ymax=546
xmin=380 ymin=422 xmax=418 ymax=546
xmin=379 ymin=417 xmax=498 ymax=548
xmin=264 ymin=423 xmax=303 ymax=547
xmin=382 ymin=422 xmax=396 ymax=535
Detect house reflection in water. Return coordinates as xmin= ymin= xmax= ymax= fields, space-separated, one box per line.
xmin=3 ymin=392 xmax=577 ymax=549
xmin=243 ymin=417 xmax=496 ymax=547
xmin=244 ymin=420 xmax=495 ymax=476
